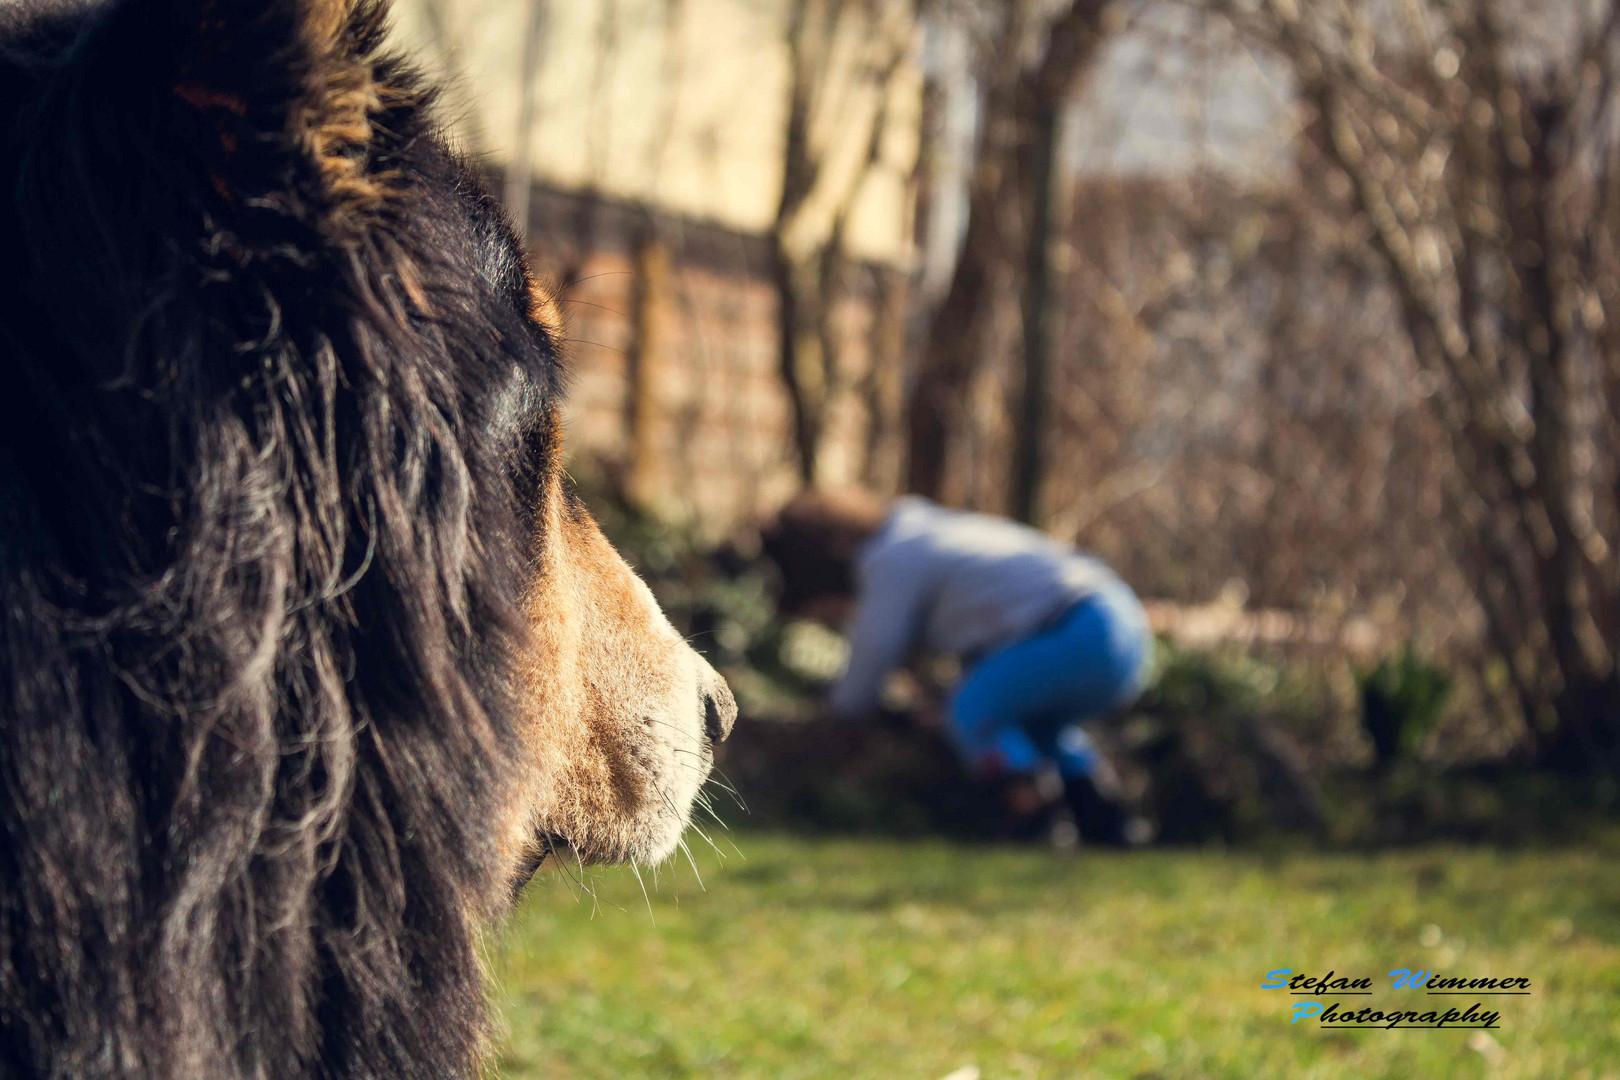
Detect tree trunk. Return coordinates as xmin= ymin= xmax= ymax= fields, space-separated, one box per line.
xmin=773 ymin=244 xmax=830 ymax=485
xmin=1012 ymin=100 xmax=1059 ymax=524
xmin=504 ymin=0 xmax=547 ymax=241
xmin=906 ymin=0 xmax=1113 ymax=504
xmin=862 ymin=267 xmax=910 ymax=492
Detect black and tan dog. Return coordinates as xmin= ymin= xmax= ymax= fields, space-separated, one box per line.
xmin=0 ymin=1 xmax=735 ymax=1076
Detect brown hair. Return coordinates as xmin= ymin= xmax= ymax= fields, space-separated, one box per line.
xmin=761 ymin=488 xmax=890 ymax=613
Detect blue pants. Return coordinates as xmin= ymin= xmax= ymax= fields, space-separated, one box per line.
xmin=948 ymin=582 xmax=1151 ymax=780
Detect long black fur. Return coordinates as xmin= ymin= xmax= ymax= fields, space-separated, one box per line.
xmin=0 ymin=1 xmax=561 ymax=1076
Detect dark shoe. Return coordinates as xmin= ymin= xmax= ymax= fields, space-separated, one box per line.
xmin=1062 ymin=770 xmax=1147 ymax=847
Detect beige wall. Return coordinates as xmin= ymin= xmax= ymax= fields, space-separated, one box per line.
xmin=388 ymin=0 xmax=920 ymax=265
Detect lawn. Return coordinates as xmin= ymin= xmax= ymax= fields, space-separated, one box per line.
xmin=490 ymin=832 xmax=1620 ymax=1079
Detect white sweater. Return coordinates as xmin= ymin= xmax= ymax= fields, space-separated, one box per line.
xmin=828 ymin=496 xmax=1122 ymax=716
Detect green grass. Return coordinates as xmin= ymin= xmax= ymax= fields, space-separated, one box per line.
xmin=490 ymin=833 xmax=1620 ymax=1079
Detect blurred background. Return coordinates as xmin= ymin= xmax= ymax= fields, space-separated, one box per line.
xmin=386 ymin=1 xmax=1619 ymax=1075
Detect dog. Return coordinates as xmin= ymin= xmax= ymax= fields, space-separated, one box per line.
xmin=0 ymin=0 xmax=735 ymax=1076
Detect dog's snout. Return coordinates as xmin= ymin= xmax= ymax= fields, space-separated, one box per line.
xmin=700 ymin=674 xmax=737 ymax=746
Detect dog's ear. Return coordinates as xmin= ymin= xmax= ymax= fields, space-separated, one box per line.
xmin=84 ymin=0 xmax=377 ymax=108
xmin=51 ymin=0 xmax=399 ymax=220
xmin=10 ymin=0 xmax=408 ymax=359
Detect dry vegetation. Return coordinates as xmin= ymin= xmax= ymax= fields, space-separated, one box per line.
xmin=462 ymin=0 xmax=1620 ymax=765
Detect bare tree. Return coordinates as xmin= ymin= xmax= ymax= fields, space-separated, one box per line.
xmin=905 ymin=0 xmax=1119 ymax=507
xmin=1221 ymin=0 xmax=1620 ymax=762
xmin=624 ymin=0 xmax=689 ymax=509
xmin=504 ymin=0 xmax=549 ymax=241
xmin=773 ymin=0 xmax=911 ymax=485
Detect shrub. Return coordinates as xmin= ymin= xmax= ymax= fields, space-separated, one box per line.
xmin=1358 ymin=647 xmax=1452 ymax=771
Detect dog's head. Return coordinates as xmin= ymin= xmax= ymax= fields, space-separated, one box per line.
xmin=2 ymin=0 xmax=731 ymax=893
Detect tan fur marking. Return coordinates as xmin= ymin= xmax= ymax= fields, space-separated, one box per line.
xmin=527 ymin=280 xmax=564 ymax=339
xmin=289 ymin=1 xmax=405 ymax=226
xmin=300 ymin=0 xmax=352 ymax=51
xmin=294 ymin=69 xmax=384 ymax=217
xmin=496 ymin=410 xmax=720 ymax=875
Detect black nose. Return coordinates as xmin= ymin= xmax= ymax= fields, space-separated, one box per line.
xmin=702 ymin=677 xmax=738 ymax=745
